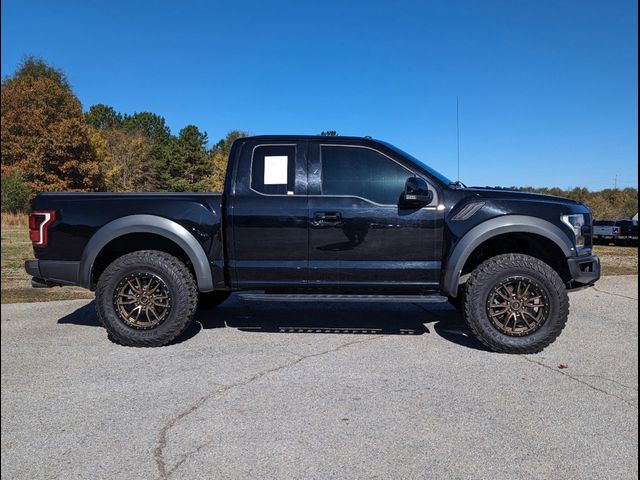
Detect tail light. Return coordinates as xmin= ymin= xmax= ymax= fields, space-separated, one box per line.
xmin=29 ymin=210 xmax=56 ymax=247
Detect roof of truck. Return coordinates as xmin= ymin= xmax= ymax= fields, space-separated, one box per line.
xmin=239 ymin=135 xmax=382 ymax=143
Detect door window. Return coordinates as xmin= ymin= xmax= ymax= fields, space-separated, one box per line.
xmin=321 ymin=146 xmax=411 ymax=205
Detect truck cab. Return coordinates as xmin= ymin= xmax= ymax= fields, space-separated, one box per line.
xmin=226 ymin=136 xmax=446 ymax=291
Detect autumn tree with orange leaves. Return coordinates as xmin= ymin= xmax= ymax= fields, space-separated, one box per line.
xmin=1 ymin=57 xmax=105 ymax=192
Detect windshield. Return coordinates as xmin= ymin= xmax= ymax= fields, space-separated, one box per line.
xmin=379 ymin=141 xmax=453 ymax=186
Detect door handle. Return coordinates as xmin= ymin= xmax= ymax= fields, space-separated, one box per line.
xmin=313 ymin=211 xmax=343 ymax=225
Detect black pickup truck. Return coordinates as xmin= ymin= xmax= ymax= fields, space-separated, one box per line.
xmin=25 ymin=135 xmax=600 ymax=353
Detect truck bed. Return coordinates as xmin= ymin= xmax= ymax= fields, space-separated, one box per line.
xmin=32 ymin=192 xmax=223 ymax=261
xmin=27 ymin=192 xmax=225 ymax=291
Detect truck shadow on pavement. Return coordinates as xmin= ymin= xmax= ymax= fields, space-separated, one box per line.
xmin=57 ymin=295 xmax=487 ymax=351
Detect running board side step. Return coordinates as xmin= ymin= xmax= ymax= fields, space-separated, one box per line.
xmin=237 ymin=293 xmax=448 ymax=303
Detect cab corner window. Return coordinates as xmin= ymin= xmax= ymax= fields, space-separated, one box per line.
xmin=251 ymin=145 xmax=296 ymax=195
xmin=321 ymin=146 xmax=411 ymax=205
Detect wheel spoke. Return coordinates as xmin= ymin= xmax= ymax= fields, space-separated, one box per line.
xmin=147 ymin=306 xmax=160 ymax=321
xmin=489 ymin=302 xmax=509 ymax=310
xmin=489 ymin=307 xmax=509 ymax=317
xmin=522 ymin=310 xmax=539 ymax=324
xmin=525 ymin=297 xmax=543 ymax=307
xmin=148 ymin=279 xmax=160 ymax=294
xmin=501 ymin=312 xmax=512 ymax=330
xmin=129 ymin=305 xmax=142 ymax=322
xmin=153 ymin=295 xmax=170 ymax=306
xmin=496 ymin=286 xmax=511 ymax=301
xmin=503 ymin=314 xmax=512 ymax=330
xmin=126 ymin=279 xmax=140 ymax=294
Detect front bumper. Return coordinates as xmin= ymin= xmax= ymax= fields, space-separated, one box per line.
xmin=567 ymin=254 xmax=600 ymax=287
xmin=25 ymin=260 xmax=81 ymax=288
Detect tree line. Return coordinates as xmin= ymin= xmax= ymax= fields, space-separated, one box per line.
xmin=511 ymin=186 xmax=637 ymax=221
xmin=1 ymin=57 xmax=637 ymax=221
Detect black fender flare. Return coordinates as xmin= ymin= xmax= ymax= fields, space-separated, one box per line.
xmin=79 ymin=214 xmax=214 ymax=292
xmin=443 ymin=215 xmax=574 ymax=297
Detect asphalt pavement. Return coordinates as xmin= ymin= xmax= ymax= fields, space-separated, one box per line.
xmin=1 ymin=275 xmax=638 ymax=480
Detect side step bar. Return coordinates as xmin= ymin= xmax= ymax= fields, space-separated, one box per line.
xmin=237 ymin=293 xmax=448 ymax=303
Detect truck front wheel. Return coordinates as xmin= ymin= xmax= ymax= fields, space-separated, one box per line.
xmin=462 ymin=253 xmax=569 ymax=354
xmin=95 ymin=250 xmax=198 ymax=347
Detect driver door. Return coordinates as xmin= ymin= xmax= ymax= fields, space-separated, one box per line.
xmin=307 ymin=143 xmax=442 ymax=291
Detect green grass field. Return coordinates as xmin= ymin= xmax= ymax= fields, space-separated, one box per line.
xmin=1 ymin=224 xmax=637 ymax=304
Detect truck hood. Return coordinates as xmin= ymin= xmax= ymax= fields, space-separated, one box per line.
xmin=463 ymin=187 xmax=582 ymax=206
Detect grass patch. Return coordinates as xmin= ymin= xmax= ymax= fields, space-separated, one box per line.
xmin=1 ymin=212 xmax=28 ymax=228
xmin=1 ymin=223 xmax=637 ymax=304
xmin=592 ymin=245 xmax=638 ymax=276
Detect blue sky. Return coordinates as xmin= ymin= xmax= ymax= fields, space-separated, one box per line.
xmin=2 ymin=0 xmax=638 ymax=190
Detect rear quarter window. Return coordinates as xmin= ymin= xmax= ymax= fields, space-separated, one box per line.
xmin=251 ymin=145 xmax=296 ymax=195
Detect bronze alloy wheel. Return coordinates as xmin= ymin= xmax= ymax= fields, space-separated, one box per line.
xmin=486 ymin=276 xmax=549 ymax=337
xmin=113 ymin=272 xmax=172 ymax=330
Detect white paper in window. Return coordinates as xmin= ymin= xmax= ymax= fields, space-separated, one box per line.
xmin=264 ymin=156 xmax=288 ymax=185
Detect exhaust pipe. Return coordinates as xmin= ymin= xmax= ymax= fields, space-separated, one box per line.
xmin=31 ymin=277 xmax=55 ymax=288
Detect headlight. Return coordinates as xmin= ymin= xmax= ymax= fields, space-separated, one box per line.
xmin=562 ymin=214 xmax=586 ymax=248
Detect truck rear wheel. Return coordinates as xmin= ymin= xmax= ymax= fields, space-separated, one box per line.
xmin=95 ymin=250 xmax=198 ymax=347
xmin=462 ymin=253 xmax=569 ymax=354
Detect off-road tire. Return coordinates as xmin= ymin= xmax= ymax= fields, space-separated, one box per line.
xmin=463 ymin=253 xmax=569 ymax=354
xmin=96 ymin=250 xmax=198 ymax=347
xmin=198 ymin=291 xmax=231 ymax=310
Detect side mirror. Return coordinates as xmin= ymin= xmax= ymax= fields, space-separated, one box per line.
xmin=402 ymin=177 xmax=433 ymax=207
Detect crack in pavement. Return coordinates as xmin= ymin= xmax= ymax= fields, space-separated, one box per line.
xmin=573 ymin=374 xmax=638 ymax=391
xmin=159 ymin=436 xmax=213 ymax=479
xmin=592 ymin=286 xmax=638 ymax=301
xmin=521 ymin=355 xmax=638 ymax=409
xmin=153 ymin=335 xmax=384 ymax=479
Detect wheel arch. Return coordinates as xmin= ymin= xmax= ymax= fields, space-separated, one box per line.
xmin=79 ymin=214 xmax=214 ymax=292
xmin=443 ymin=215 xmax=574 ymax=297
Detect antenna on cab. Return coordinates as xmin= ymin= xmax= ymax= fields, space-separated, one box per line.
xmin=456 ymin=96 xmax=461 ymax=183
